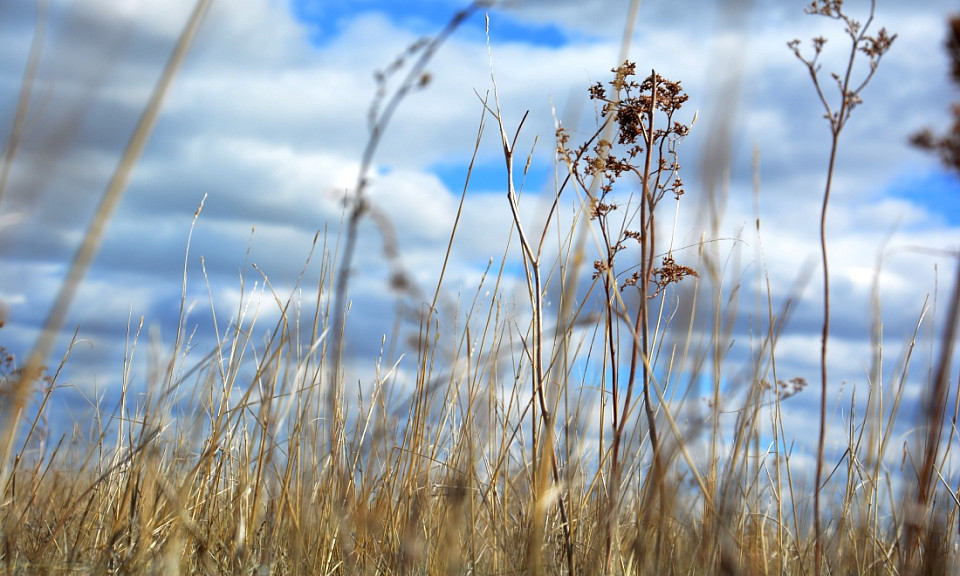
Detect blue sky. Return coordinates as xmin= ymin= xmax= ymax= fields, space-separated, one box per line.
xmin=1 ymin=0 xmax=959 ymax=486
xmin=294 ymin=1 xmax=576 ymax=48
xmin=888 ymin=169 xmax=960 ymax=227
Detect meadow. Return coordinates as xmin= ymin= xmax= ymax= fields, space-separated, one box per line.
xmin=0 ymin=0 xmax=958 ymax=574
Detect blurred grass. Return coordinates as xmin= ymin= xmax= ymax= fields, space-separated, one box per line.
xmin=0 ymin=1 xmax=958 ymax=575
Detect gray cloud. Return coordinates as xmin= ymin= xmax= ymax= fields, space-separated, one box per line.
xmin=0 ymin=0 xmax=957 ymax=476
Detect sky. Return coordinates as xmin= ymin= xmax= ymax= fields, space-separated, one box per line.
xmin=1 ymin=0 xmax=959 ymax=487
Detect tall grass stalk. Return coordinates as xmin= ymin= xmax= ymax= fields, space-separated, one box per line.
xmin=3 ymin=2 xmax=958 ymax=575
xmin=0 ymin=0 xmax=212 ymax=495
xmin=908 ymin=11 xmax=960 ymax=573
xmin=788 ymin=2 xmax=896 ymax=573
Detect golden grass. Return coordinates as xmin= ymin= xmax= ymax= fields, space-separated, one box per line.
xmin=1 ymin=1 xmax=958 ymax=575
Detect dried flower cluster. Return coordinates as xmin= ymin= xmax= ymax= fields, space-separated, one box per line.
xmin=557 ymin=61 xmax=698 ymax=568
xmin=911 ymin=15 xmax=960 ymax=173
xmin=788 ymin=1 xmax=896 ymax=133
xmin=760 ymin=376 xmax=809 ymax=401
xmin=562 ymin=61 xmax=696 ymax=297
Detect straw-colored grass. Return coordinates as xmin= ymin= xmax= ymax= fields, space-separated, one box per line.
xmin=1 ymin=1 xmax=957 ymax=575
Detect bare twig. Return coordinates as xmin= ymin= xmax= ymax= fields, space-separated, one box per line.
xmin=788 ymin=2 xmax=895 ymax=573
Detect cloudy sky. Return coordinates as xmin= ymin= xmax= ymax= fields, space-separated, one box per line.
xmin=1 ymin=0 xmax=958 ymax=481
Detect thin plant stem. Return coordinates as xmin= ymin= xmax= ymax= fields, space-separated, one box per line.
xmin=788 ymin=2 xmax=895 ymax=573
xmin=0 ymin=0 xmax=212 ymax=491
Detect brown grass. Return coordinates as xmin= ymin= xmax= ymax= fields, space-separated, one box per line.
xmin=1 ymin=1 xmax=958 ymax=575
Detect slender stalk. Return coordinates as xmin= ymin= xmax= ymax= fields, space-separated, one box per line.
xmin=326 ymin=2 xmax=484 ymax=481
xmin=0 ymin=0 xmax=211 ymax=490
xmin=906 ymin=255 xmax=960 ymax=565
xmin=485 ymin=19 xmax=574 ymax=571
xmin=788 ymin=4 xmax=894 ymax=572
xmin=813 ymin=118 xmax=840 ymax=576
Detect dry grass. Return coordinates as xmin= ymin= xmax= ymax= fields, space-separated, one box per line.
xmin=1 ymin=1 xmax=958 ymax=575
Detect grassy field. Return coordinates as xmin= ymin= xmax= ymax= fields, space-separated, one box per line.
xmin=0 ymin=1 xmax=958 ymax=574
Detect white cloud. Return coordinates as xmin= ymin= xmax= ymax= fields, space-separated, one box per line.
xmin=1 ymin=0 xmax=958 ymax=491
